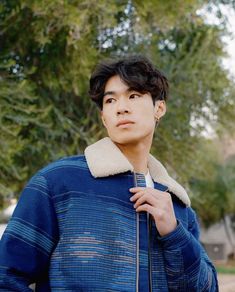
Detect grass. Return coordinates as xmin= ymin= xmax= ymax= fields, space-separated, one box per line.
xmin=215 ymin=260 xmax=235 ymax=274
xmin=216 ymin=266 xmax=235 ymax=274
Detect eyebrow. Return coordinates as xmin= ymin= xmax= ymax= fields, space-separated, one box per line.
xmin=103 ymin=91 xmax=115 ymax=98
xmin=103 ymin=88 xmax=135 ymax=98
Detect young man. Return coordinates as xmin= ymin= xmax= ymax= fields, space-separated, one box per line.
xmin=0 ymin=56 xmax=218 ymax=291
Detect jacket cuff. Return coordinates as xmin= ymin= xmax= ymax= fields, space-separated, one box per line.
xmin=157 ymin=220 xmax=191 ymax=249
xmin=158 ymin=220 xmax=202 ymax=270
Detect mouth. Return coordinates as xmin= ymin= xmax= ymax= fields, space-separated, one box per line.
xmin=116 ymin=120 xmax=135 ymax=127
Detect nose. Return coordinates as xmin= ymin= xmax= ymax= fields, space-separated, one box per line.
xmin=117 ymin=108 xmax=129 ymax=115
xmin=116 ymin=98 xmax=130 ymax=115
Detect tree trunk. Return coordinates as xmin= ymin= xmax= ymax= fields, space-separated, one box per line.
xmin=222 ymin=216 xmax=235 ymax=259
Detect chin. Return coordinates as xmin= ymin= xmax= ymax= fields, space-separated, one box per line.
xmin=110 ymin=133 xmax=147 ymax=146
xmin=107 ymin=126 xmax=155 ymax=145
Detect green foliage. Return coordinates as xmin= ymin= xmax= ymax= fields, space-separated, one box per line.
xmin=215 ymin=265 xmax=235 ymax=274
xmin=0 ymin=0 xmax=235 ymax=220
xmin=191 ymin=154 xmax=235 ymax=227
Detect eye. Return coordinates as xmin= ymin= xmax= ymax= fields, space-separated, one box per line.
xmin=105 ymin=98 xmax=115 ymax=104
xmin=129 ymin=93 xmax=141 ymax=99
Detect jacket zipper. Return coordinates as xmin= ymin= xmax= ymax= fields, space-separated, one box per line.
xmin=134 ymin=173 xmax=154 ymax=292
xmin=147 ymin=187 xmax=169 ymax=291
xmin=147 ymin=212 xmax=153 ymax=292
xmin=133 ymin=173 xmax=139 ymax=292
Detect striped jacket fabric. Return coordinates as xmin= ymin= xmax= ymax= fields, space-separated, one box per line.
xmin=0 ymin=137 xmax=218 ymax=291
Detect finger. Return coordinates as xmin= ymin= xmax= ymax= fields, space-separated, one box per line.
xmin=146 ymin=190 xmax=171 ymax=202
xmin=130 ymin=189 xmax=160 ymax=202
xmin=130 ymin=190 xmax=146 ymax=202
xmin=136 ymin=204 xmax=156 ymax=215
xmin=134 ymin=193 xmax=157 ymax=208
xmin=129 ymin=187 xmax=145 ymax=193
xmin=154 ymin=191 xmax=173 ymax=204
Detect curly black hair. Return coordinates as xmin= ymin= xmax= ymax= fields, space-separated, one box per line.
xmin=89 ymin=55 xmax=169 ymax=109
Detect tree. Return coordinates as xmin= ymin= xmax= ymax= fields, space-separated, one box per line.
xmin=0 ymin=0 xmax=235 ymax=207
xmin=191 ymin=152 xmax=235 ymax=255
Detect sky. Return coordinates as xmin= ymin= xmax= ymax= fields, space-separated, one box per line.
xmin=201 ymin=4 xmax=235 ymax=79
xmin=192 ymin=4 xmax=235 ymax=138
xmin=220 ymin=6 xmax=235 ymax=79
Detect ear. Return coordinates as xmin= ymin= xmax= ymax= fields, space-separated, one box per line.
xmin=154 ymin=100 xmax=166 ymax=120
xmin=100 ymin=111 xmax=107 ymax=128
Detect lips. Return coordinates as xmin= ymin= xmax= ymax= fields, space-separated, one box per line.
xmin=116 ymin=120 xmax=135 ymax=127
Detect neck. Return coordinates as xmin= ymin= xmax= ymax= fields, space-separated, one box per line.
xmin=115 ymin=138 xmax=152 ymax=175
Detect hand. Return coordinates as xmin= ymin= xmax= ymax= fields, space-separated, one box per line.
xmin=129 ymin=187 xmax=177 ymax=237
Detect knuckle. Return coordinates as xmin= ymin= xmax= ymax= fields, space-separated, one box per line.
xmin=152 ymin=189 xmax=160 ymax=198
xmin=165 ymin=192 xmax=171 ymax=199
xmin=143 ymin=193 xmax=148 ymax=199
xmin=156 ymin=210 xmax=164 ymax=221
xmin=143 ymin=204 xmax=148 ymax=211
xmin=137 ymin=192 xmax=143 ymax=198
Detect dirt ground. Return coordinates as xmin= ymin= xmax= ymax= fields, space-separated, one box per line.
xmin=218 ymin=274 xmax=235 ymax=292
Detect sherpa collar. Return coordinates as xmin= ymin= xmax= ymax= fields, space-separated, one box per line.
xmin=84 ymin=137 xmax=190 ymax=206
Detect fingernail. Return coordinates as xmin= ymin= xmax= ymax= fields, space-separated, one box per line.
xmin=130 ymin=196 xmax=134 ymax=201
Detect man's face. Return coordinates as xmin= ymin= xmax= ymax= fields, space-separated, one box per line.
xmin=101 ymin=75 xmax=165 ymax=145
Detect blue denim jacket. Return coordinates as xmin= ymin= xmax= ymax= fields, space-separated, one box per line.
xmin=0 ymin=138 xmax=218 ymax=291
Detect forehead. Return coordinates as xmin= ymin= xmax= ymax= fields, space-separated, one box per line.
xmin=104 ymin=75 xmax=130 ymax=94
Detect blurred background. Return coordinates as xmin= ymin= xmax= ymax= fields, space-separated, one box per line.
xmin=1 ymin=0 xmax=235 ymax=290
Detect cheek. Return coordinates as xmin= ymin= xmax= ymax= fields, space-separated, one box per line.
xmin=101 ymin=113 xmax=115 ymax=130
xmin=143 ymin=119 xmax=155 ymax=132
xmin=141 ymin=108 xmax=155 ymax=125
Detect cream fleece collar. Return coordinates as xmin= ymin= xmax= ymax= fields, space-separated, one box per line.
xmin=84 ymin=137 xmax=190 ymax=206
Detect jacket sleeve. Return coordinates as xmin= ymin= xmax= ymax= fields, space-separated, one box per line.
xmin=158 ymin=207 xmax=218 ymax=291
xmin=0 ymin=173 xmax=59 ymax=291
